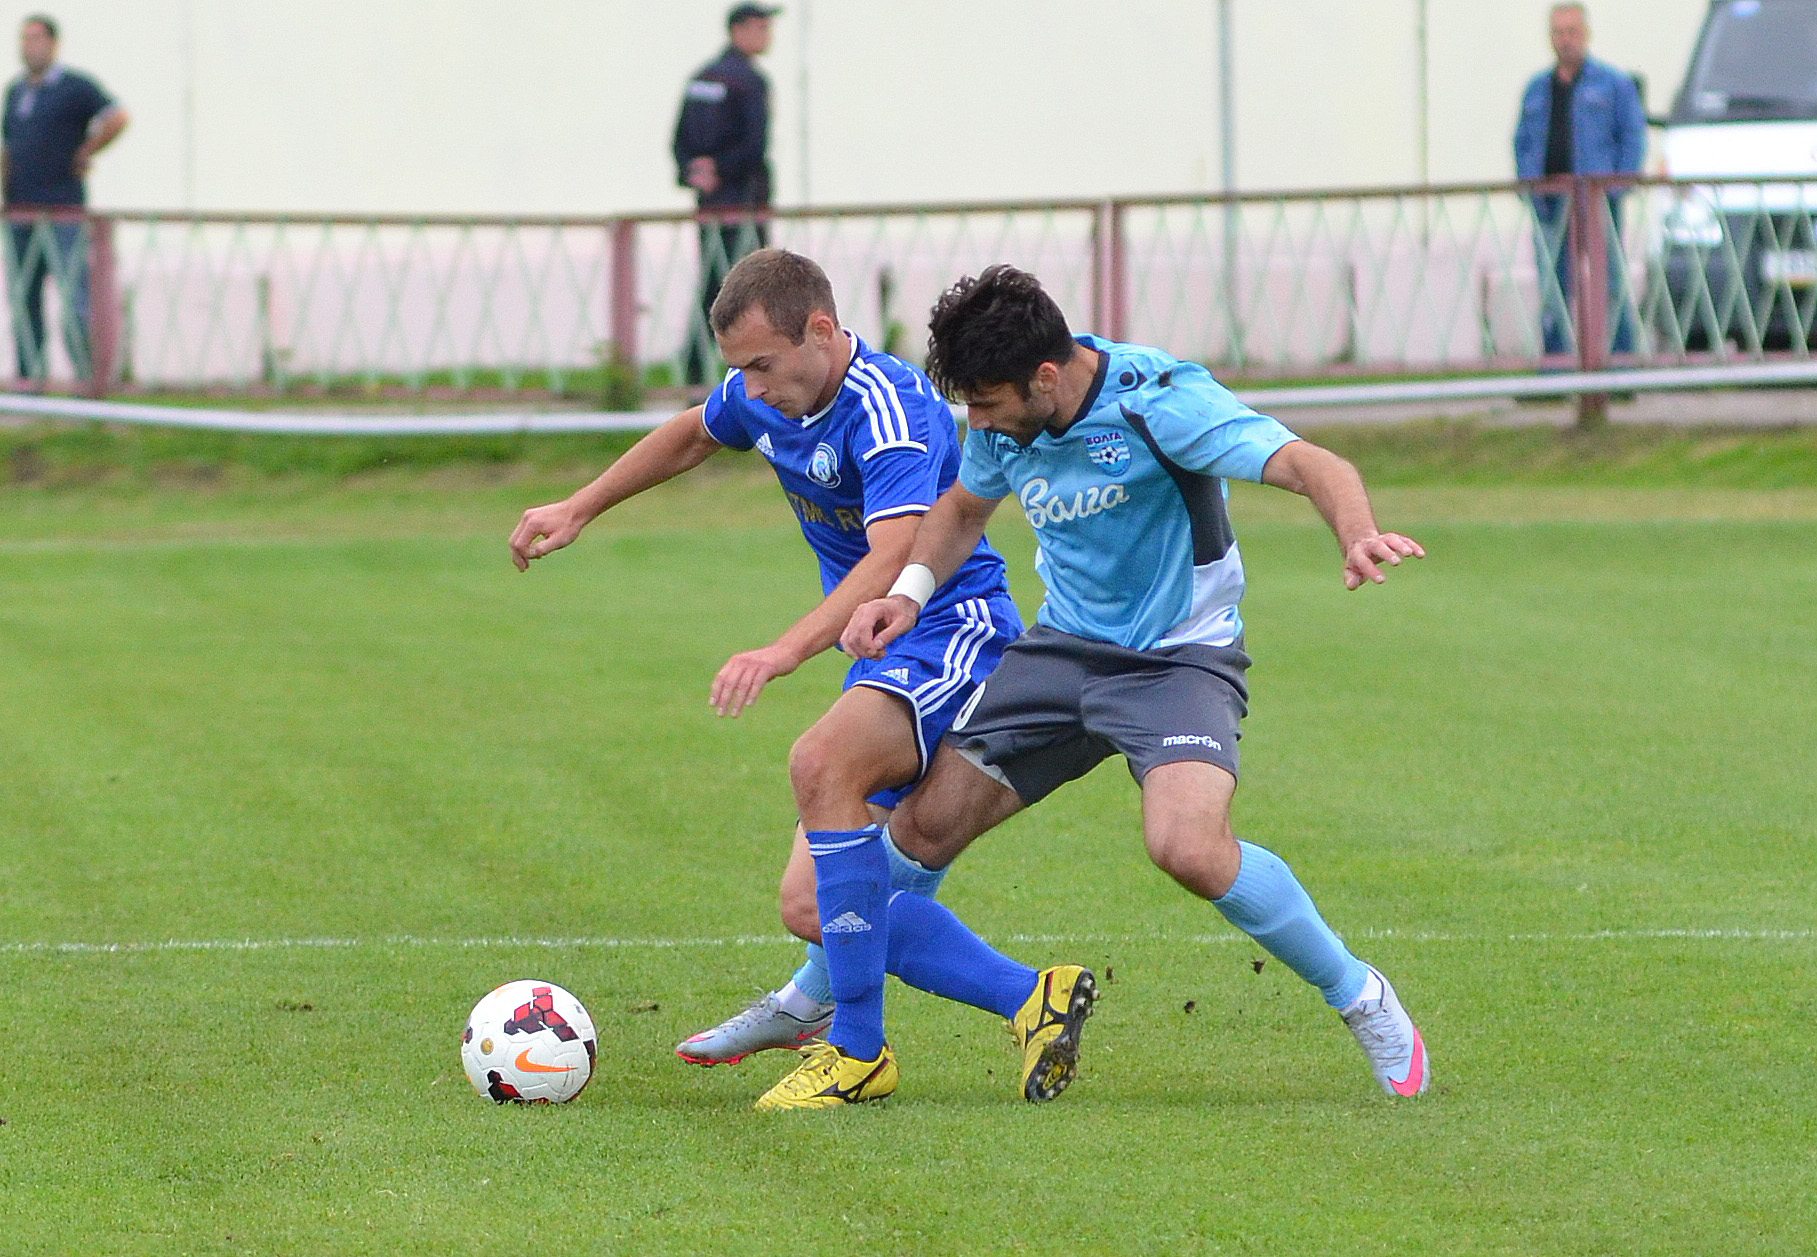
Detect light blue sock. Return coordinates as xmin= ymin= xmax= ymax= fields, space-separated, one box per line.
xmin=807 ymin=826 xmax=889 ymax=1060
xmin=789 ymin=825 xmax=946 ymax=1005
xmin=1211 ymin=841 xmax=1368 ymax=1010
xmin=883 ymin=825 xmax=949 ymax=898
xmin=790 ymin=945 xmax=834 ymax=1005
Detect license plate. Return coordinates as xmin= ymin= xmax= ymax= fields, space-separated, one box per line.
xmin=1762 ymin=249 xmax=1817 ymax=287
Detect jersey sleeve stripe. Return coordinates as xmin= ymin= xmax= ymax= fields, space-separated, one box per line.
xmin=860 ymin=439 xmax=928 ymax=461
xmin=861 ymin=502 xmax=931 ymax=525
xmin=844 ymin=378 xmax=895 ymax=450
xmin=851 ymin=358 xmax=914 ymax=445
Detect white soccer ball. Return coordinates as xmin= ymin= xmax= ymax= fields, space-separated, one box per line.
xmin=460 ymin=980 xmax=597 ymax=1105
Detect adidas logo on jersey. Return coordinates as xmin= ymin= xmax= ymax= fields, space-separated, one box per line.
xmin=823 ymin=911 xmax=873 ymax=934
xmin=882 ymin=667 xmax=911 ymax=685
xmin=756 ymin=433 xmax=776 ymax=458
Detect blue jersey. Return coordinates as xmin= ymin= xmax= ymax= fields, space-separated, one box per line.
xmin=958 ymin=336 xmax=1298 ymax=652
xmin=704 ymin=333 xmax=1010 ymax=615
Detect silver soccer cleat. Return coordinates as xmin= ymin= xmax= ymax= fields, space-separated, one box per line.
xmin=674 ymin=992 xmax=835 ymax=1067
xmin=1339 ymin=965 xmax=1430 ymax=1098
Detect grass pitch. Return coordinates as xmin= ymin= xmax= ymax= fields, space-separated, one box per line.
xmin=2 ymin=435 xmax=1816 ymax=1255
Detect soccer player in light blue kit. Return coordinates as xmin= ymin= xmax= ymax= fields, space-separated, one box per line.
xmin=838 ymin=265 xmax=1431 ymax=1101
xmin=510 ymin=250 xmax=1097 ymax=1111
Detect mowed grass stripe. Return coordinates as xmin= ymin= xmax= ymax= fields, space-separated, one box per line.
xmin=3 ymin=926 xmax=1816 ymax=957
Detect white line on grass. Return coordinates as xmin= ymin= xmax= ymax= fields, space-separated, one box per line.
xmin=1 ymin=927 xmax=1812 ymax=958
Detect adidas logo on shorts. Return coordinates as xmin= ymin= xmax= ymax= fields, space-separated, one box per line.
xmin=823 ymin=911 xmax=873 ymax=934
xmin=882 ymin=667 xmax=910 ymax=685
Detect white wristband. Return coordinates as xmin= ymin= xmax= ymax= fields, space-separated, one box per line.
xmin=887 ymin=563 xmax=937 ymax=610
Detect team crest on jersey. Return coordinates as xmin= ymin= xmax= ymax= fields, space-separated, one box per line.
xmin=808 ymin=442 xmax=842 ymax=488
xmin=1084 ymin=431 xmax=1132 ymax=476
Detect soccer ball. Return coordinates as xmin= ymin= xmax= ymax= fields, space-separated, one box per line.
xmin=460 ymin=980 xmax=597 ymax=1105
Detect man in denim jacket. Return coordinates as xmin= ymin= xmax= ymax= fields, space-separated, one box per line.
xmin=1513 ymin=3 xmax=1646 ymax=357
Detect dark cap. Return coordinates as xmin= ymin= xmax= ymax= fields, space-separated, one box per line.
xmin=727 ymin=4 xmax=780 ymax=27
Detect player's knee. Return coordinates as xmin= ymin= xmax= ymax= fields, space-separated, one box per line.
xmin=1146 ymin=823 xmax=1239 ymax=899
xmin=778 ymin=882 xmax=820 ymax=942
xmin=775 ymin=836 xmax=820 ymax=942
xmin=786 ymin=729 xmax=846 ymax=810
xmin=788 ymin=726 xmax=872 ymax=813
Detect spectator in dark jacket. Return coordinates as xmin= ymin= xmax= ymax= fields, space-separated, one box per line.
xmin=673 ymin=4 xmax=778 ymax=389
xmin=2 ymin=13 xmax=126 ymax=383
xmin=1513 ymin=3 xmax=1646 ymax=358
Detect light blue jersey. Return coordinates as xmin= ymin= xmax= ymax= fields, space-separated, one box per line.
xmin=958 ymin=336 xmax=1298 ymax=651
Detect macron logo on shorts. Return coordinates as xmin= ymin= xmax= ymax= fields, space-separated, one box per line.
xmin=1162 ymin=734 xmax=1223 ymax=751
xmin=823 ymin=912 xmax=873 ymax=934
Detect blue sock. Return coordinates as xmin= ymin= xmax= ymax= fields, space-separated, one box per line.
xmin=807 ymin=826 xmax=889 ymax=1060
xmin=1211 ymin=841 xmax=1368 ymax=1010
xmin=884 ymin=891 xmax=1037 ymax=1020
xmin=788 ymin=826 xmax=948 ymax=1006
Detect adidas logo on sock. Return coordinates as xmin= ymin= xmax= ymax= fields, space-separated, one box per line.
xmin=823 ymin=911 xmax=872 ymax=934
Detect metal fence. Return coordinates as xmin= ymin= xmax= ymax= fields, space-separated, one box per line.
xmin=8 ymin=176 xmax=1816 ymax=400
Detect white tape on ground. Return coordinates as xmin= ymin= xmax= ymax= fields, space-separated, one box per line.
xmin=1 ymin=927 xmax=1810 ymax=957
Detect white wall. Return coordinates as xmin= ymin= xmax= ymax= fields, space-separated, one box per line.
xmin=40 ymin=0 xmax=1712 ymax=215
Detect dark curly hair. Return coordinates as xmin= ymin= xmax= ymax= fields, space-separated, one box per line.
xmin=924 ymin=265 xmax=1076 ymax=400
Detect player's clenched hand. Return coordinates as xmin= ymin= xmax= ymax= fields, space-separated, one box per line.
xmin=509 ymin=502 xmax=584 ymax=571
xmin=840 ymin=596 xmax=920 ymax=662
xmin=1343 ymin=532 xmax=1425 ymax=590
xmin=711 ymin=645 xmax=801 ymax=718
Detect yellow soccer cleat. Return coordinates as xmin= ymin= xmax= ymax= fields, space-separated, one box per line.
xmin=753 ymin=1042 xmax=898 ymax=1112
xmin=1011 ymin=965 xmax=1098 ymax=1103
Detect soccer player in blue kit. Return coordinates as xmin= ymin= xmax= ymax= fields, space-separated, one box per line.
xmin=509 ymin=249 xmax=1099 ymax=1111
xmin=842 ymin=264 xmax=1432 ymax=1100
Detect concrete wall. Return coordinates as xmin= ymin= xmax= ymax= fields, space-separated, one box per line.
xmin=38 ymin=0 xmax=1712 ymax=215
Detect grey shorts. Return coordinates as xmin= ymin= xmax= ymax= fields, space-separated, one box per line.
xmin=944 ymin=625 xmax=1250 ymax=806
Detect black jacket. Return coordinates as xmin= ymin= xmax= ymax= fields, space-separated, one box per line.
xmin=671 ymin=46 xmax=771 ymax=209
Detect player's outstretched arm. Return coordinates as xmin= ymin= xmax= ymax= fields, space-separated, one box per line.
xmin=509 ymin=407 xmax=720 ymax=571
xmin=840 ymin=484 xmax=1001 ymax=661
xmin=709 ymin=513 xmax=923 ymax=717
xmin=1261 ymin=439 xmax=1425 ymax=590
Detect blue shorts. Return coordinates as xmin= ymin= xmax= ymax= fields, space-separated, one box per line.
xmin=844 ymin=592 xmax=1023 ymax=809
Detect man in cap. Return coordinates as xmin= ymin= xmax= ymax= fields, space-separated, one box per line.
xmin=673 ymin=4 xmax=780 ymax=390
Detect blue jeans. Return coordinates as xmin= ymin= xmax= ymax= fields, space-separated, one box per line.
xmin=1533 ymin=193 xmax=1634 ymax=359
xmin=7 ymin=220 xmax=90 ymax=380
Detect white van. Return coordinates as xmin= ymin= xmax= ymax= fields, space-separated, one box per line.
xmin=1651 ymin=0 xmax=1817 ymax=349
